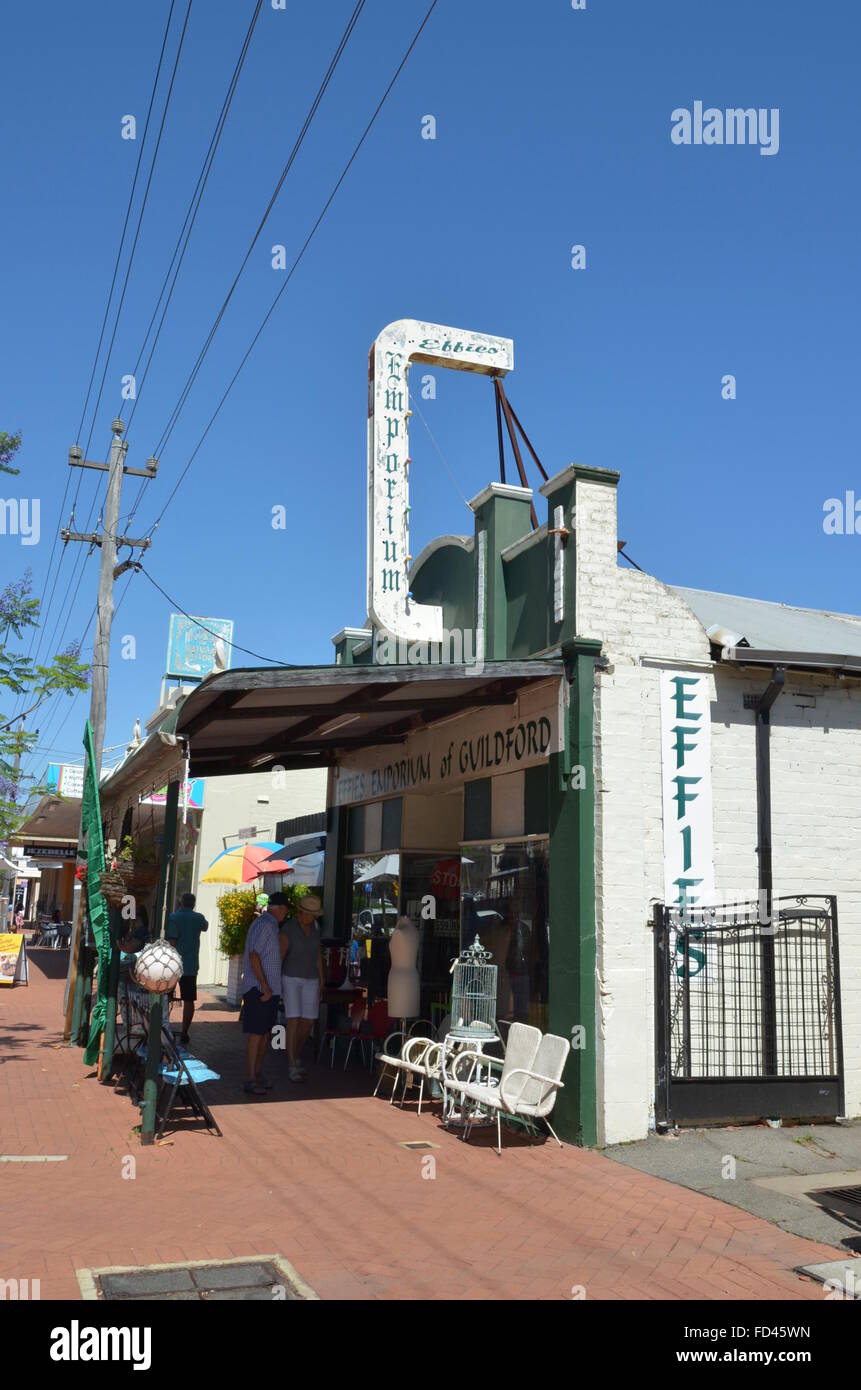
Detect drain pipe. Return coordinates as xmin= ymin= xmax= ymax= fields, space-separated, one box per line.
xmin=755 ymin=666 xmax=785 ymax=914
xmin=755 ymin=666 xmax=785 ymax=1076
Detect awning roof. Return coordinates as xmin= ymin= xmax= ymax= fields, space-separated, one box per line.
xmin=9 ymin=794 xmax=82 ymax=848
xmin=175 ymin=660 xmax=564 ymax=778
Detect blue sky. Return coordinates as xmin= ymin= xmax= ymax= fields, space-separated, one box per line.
xmin=2 ymin=0 xmax=859 ymax=784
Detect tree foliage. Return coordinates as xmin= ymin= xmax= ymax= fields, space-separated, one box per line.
xmin=1 ymin=432 xmax=90 ymax=852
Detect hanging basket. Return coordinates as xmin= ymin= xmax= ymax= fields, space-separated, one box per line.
xmin=99 ymin=862 xmax=160 ymax=906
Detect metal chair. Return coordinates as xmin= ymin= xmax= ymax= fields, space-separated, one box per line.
xmin=443 ymin=1022 xmax=568 ymax=1155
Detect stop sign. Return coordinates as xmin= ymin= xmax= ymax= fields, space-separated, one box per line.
xmin=431 ymin=858 xmax=460 ymax=894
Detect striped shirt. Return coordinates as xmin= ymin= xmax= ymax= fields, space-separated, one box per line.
xmin=242 ymin=911 xmax=282 ymax=996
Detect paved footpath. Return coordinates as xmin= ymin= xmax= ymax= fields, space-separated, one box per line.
xmin=0 ymin=952 xmax=849 ymax=1302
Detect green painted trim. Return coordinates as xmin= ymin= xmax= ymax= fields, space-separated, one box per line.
xmin=141 ymin=778 xmax=180 ymax=1146
xmin=548 ymin=638 xmax=601 ymax=1146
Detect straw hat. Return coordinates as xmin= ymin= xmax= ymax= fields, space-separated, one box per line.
xmin=298 ymin=893 xmax=323 ymax=917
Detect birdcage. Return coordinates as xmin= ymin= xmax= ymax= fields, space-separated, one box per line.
xmin=449 ymin=936 xmax=497 ymax=1040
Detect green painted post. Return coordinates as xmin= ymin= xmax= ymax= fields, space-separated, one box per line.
xmin=548 ymin=638 xmax=601 ymax=1147
xmin=140 ymin=778 xmax=180 ymax=1146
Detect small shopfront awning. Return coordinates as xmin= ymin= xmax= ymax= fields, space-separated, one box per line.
xmin=9 ymin=794 xmax=82 ymax=855
xmin=175 ymin=660 xmax=564 ymax=777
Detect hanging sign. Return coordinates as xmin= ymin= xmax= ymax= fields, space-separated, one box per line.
xmin=166 ymin=614 xmax=233 ymax=680
xmin=45 ymin=763 xmax=84 ymax=799
xmin=367 ymin=319 xmax=514 ymax=644
xmin=660 ymin=671 xmax=715 ymax=912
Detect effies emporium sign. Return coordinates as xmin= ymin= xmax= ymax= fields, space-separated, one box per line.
xmin=367 ymin=319 xmax=514 ymax=645
xmin=335 ymin=693 xmax=558 ymax=807
xmin=660 ymin=671 xmax=715 ymax=910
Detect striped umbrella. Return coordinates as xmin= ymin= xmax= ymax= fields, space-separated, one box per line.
xmin=199 ymin=841 xmax=285 ymax=886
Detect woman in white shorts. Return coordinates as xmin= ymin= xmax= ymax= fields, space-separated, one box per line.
xmin=280 ymin=894 xmax=324 ymax=1082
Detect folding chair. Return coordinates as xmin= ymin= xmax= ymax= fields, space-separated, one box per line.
xmin=133 ymin=995 xmax=222 ymax=1140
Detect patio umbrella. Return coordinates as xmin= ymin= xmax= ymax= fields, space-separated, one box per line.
xmin=283 ymin=851 xmax=325 ymax=887
xmin=199 ymin=841 xmax=285 ymax=886
xmin=262 ymin=832 xmax=325 ymax=866
xmin=354 ymin=853 xmax=400 ymax=883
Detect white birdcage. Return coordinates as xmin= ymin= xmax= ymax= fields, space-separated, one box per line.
xmin=449 ymin=936 xmax=497 ymax=1040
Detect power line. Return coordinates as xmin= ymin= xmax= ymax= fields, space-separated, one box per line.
xmin=144 ymin=0 xmax=368 ymax=472
xmin=17 ymin=571 xmax=136 ymax=788
xmin=141 ymin=0 xmax=440 ymax=538
xmin=137 ymin=565 xmax=295 ymax=667
xmin=75 ymin=0 xmax=179 ymax=448
xmin=52 ymin=0 xmax=195 ymax=648
xmin=18 ymin=3 xmax=182 ymax=707
xmin=122 ymin=0 xmax=264 ymax=446
xmin=78 ymin=0 xmax=194 ymax=469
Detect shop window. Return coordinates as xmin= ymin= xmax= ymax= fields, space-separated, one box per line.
xmin=460 ymin=840 xmax=549 ymax=1034
xmin=347 ymin=805 xmax=365 ymax=854
xmin=463 ymin=778 xmax=491 ymax=841
xmin=400 ymin=852 xmax=461 ymax=1022
xmin=524 ymin=764 xmax=548 ymax=835
xmin=381 ymin=798 xmax=402 ymax=850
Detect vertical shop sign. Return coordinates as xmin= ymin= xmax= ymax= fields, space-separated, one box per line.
xmin=660 ymin=671 xmax=715 ymax=913
xmin=367 ymin=320 xmax=514 ymax=644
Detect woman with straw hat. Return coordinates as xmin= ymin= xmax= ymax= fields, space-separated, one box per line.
xmin=280 ymin=894 xmax=325 ymax=1082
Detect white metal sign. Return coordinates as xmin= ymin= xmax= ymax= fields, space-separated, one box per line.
xmin=367 ymin=319 xmax=514 ymax=643
xmin=660 ymin=670 xmax=715 ymax=910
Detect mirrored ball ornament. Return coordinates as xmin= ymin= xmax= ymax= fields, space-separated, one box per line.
xmin=134 ymin=940 xmax=183 ymax=994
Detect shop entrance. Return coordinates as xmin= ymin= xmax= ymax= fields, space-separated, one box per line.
xmin=342 ymin=848 xmax=461 ymax=1024
xmin=654 ymin=896 xmax=845 ymax=1128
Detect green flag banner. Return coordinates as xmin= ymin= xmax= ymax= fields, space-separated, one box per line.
xmin=81 ymin=721 xmax=111 ymax=1066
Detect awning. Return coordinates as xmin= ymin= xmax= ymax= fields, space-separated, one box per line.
xmin=175 ymin=660 xmax=564 ymax=778
xmin=9 ymin=794 xmax=82 ymax=850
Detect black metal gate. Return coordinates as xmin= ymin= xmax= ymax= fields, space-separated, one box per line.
xmin=654 ymin=896 xmax=844 ymax=1128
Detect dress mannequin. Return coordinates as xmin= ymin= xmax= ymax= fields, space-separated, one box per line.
xmin=387 ymin=916 xmax=420 ymax=1018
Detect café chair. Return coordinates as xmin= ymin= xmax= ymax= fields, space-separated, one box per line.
xmin=443 ymin=1023 xmax=569 ymax=1155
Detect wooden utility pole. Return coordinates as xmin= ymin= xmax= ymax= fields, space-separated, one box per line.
xmin=63 ymin=420 xmax=157 ymax=1043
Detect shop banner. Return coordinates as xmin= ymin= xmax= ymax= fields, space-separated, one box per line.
xmin=0 ymin=934 xmax=26 ymax=986
xmin=334 ymin=682 xmax=561 ymax=806
xmin=660 ymin=670 xmax=715 ymax=911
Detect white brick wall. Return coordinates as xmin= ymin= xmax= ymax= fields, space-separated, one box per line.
xmin=578 ymin=475 xmax=861 ymax=1143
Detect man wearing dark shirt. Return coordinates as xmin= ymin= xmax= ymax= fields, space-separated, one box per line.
xmin=166 ymin=892 xmax=209 ymax=1044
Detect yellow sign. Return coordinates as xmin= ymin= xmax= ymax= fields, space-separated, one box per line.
xmin=0 ymin=934 xmax=24 ymax=986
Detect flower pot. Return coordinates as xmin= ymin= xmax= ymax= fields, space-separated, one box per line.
xmin=226 ymin=955 xmax=244 ymax=1008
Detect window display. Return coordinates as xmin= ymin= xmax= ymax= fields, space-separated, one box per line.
xmin=460 ymin=840 xmax=549 ymax=1033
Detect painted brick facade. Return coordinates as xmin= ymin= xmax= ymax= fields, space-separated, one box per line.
xmin=576 ymin=474 xmax=861 ymax=1143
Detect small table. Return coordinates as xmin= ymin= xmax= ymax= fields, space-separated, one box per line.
xmin=441 ymin=1026 xmax=503 ymax=1128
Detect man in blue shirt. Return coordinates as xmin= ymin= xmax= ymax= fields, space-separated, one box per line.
xmin=166 ymin=892 xmax=209 ymax=1044
xmin=241 ymin=890 xmax=289 ymax=1095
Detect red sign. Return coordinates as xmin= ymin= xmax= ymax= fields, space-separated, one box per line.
xmin=431 ymin=858 xmax=461 ymax=895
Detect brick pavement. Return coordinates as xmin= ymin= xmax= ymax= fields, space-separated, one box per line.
xmin=0 ymin=950 xmax=851 ymax=1301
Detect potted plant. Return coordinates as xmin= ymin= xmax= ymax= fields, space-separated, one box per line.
xmin=99 ymin=835 xmax=160 ymax=906
xmin=217 ymin=888 xmax=258 ymax=1006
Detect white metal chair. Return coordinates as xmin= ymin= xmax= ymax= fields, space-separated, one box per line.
xmin=443 ymin=1022 xmax=568 ymax=1155
xmin=373 ymin=1035 xmax=430 ymax=1106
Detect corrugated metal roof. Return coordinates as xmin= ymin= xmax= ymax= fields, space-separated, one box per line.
xmin=672 ymin=586 xmax=861 ymax=658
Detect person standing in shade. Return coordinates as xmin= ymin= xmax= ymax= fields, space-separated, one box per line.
xmin=281 ymin=893 xmax=324 ymax=1083
xmin=241 ymin=890 xmax=289 ymax=1096
xmin=166 ymin=892 xmax=209 ymax=1044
